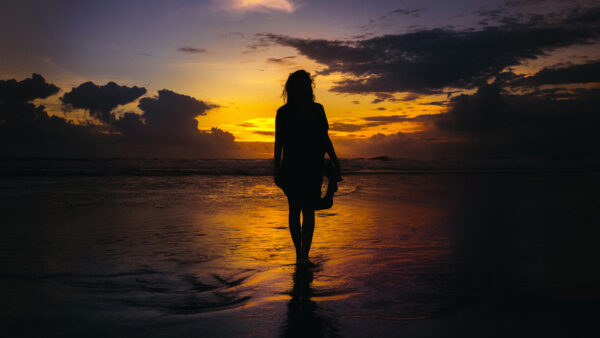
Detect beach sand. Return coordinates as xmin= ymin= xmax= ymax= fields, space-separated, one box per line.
xmin=1 ymin=173 xmax=599 ymax=337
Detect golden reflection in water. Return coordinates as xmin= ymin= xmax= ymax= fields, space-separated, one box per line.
xmin=185 ymin=175 xmax=455 ymax=322
xmin=5 ymin=174 xmax=599 ymax=336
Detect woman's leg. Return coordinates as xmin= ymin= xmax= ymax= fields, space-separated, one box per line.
xmin=300 ymin=206 xmax=315 ymax=262
xmin=288 ymin=199 xmax=302 ymax=264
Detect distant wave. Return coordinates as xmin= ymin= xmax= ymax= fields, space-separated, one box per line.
xmin=1 ymin=157 xmax=598 ymax=177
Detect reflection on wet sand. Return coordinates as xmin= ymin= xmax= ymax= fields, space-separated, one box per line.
xmin=282 ymin=266 xmax=339 ymax=337
xmin=1 ymin=173 xmax=599 ymax=336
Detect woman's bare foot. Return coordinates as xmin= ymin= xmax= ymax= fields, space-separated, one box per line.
xmin=301 ymin=257 xmax=317 ymax=268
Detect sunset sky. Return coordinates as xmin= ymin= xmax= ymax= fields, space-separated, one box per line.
xmin=1 ymin=0 xmax=599 ymax=159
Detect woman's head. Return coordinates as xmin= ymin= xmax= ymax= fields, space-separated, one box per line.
xmin=283 ymin=70 xmax=314 ymax=104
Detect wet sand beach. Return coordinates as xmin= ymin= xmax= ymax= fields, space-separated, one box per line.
xmin=1 ymin=171 xmax=599 ymax=337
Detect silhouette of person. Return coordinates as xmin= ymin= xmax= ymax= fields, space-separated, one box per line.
xmin=274 ymin=70 xmax=341 ymax=266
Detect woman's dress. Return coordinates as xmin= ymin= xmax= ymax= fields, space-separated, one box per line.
xmin=276 ymin=102 xmax=329 ymax=207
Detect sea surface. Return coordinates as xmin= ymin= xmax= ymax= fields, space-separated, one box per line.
xmin=1 ymin=158 xmax=599 ymax=337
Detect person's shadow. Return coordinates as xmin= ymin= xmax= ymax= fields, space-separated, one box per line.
xmin=281 ymin=266 xmax=338 ymax=337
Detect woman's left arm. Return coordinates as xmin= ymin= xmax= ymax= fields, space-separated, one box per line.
xmin=320 ymin=104 xmax=341 ymax=179
xmin=325 ymin=133 xmax=342 ymax=180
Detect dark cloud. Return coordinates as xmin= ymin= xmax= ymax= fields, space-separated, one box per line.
xmin=363 ymin=114 xmax=431 ymax=128
xmin=262 ymin=6 xmax=600 ymax=94
xmin=436 ymin=79 xmax=600 ymax=133
xmin=0 ymin=73 xmax=60 ymax=126
xmin=266 ymin=56 xmax=296 ymax=64
xmin=109 ymin=89 xmax=235 ymax=157
xmin=329 ymin=122 xmax=365 ymax=132
xmin=401 ymin=93 xmax=422 ymax=101
xmin=420 ymin=101 xmax=447 ymax=106
xmin=452 ymin=86 xmax=600 ymax=159
xmin=329 ymin=115 xmax=424 ymax=132
xmin=178 ymin=47 xmax=207 ymax=53
xmin=363 ymin=115 xmax=411 ymax=123
xmin=514 ymin=59 xmax=600 ymax=86
xmin=371 ymin=93 xmax=399 ymax=104
xmin=139 ymin=89 xmax=214 ymax=121
xmin=1 ymin=75 xmax=238 ymax=158
xmin=116 ymin=89 xmax=223 ymax=147
xmin=0 ymin=73 xmax=59 ymax=105
xmin=243 ymin=38 xmax=272 ymax=54
xmin=1 ymin=74 xmax=109 ymax=156
xmin=338 ymin=81 xmax=600 ymax=159
xmin=391 ymin=8 xmax=426 ymax=17
xmin=252 ymin=130 xmax=275 ymax=136
xmin=325 ymin=45 xmax=600 ymax=159
xmin=503 ymin=0 xmax=548 ymax=8
xmin=61 ymin=81 xmax=146 ymax=123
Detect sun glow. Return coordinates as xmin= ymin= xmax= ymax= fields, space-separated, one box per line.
xmin=228 ymin=0 xmax=295 ymax=12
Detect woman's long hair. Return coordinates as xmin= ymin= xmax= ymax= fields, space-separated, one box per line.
xmin=282 ymin=70 xmax=315 ymax=104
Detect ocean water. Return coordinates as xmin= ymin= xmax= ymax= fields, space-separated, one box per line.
xmin=1 ymin=160 xmax=599 ymax=337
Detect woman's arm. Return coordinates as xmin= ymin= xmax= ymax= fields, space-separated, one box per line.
xmin=325 ymin=133 xmax=342 ymax=180
xmin=318 ymin=103 xmax=341 ymax=180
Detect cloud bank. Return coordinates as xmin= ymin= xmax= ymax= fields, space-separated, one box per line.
xmin=61 ymin=81 xmax=147 ymax=123
xmin=178 ymin=47 xmax=207 ymax=54
xmin=262 ymin=6 xmax=600 ymax=95
xmin=333 ymin=62 xmax=600 ymax=160
xmin=1 ymin=74 xmax=239 ymax=158
xmin=256 ymin=4 xmax=600 ymax=160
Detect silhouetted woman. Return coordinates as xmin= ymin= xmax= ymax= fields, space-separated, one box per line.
xmin=274 ymin=70 xmax=341 ymax=266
